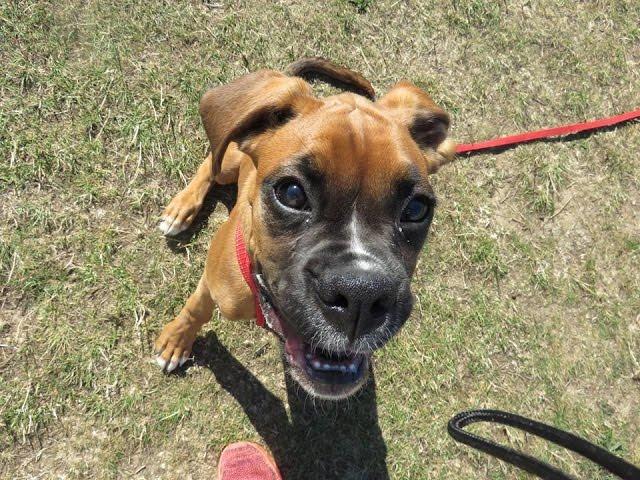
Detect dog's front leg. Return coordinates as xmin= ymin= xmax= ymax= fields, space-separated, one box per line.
xmin=159 ymin=145 xmax=244 ymax=236
xmin=158 ymin=152 xmax=215 ymax=236
xmin=154 ymin=275 xmax=214 ymax=372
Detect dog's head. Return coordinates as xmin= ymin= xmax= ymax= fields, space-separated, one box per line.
xmin=201 ymin=70 xmax=455 ymax=399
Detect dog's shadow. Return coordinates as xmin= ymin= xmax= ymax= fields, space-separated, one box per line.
xmin=193 ymin=332 xmax=390 ymax=480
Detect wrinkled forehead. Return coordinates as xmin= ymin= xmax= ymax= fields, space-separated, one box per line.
xmin=257 ymin=105 xmax=432 ymax=202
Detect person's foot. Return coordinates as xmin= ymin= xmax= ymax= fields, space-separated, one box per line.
xmin=218 ymin=442 xmax=282 ymax=480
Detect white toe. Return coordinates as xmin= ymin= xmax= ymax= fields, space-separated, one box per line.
xmin=166 ymin=360 xmax=179 ymax=373
xmin=179 ymin=356 xmax=189 ymax=367
xmin=165 ymin=222 xmax=185 ymax=236
xmin=155 ymin=356 xmax=168 ymax=370
xmin=158 ymin=218 xmax=172 ymax=234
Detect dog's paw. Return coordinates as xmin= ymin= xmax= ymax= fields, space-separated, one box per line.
xmin=158 ymin=189 xmax=202 ymax=236
xmin=153 ymin=318 xmax=197 ymax=373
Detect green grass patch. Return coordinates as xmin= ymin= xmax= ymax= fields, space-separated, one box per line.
xmin=1 ymin=0 xmax=639 ymax=478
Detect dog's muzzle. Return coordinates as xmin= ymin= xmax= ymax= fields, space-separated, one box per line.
xmin=255 ymin=255 xmax=412 ymax=400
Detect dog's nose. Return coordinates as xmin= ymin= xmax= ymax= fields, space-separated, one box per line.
xmin=312 ymin=266 xmax=398 ymax=341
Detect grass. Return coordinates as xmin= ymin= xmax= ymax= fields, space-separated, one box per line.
xmin=1 ymin=0 xmax=639 ymax=478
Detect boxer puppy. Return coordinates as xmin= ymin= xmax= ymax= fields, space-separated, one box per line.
xmin=155 ymin=58 xmax=455 ymax=399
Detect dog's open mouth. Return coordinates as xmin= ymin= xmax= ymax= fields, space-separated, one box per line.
xmin=284 ymin=334 xmax=369 ymax=385
xmin=255 ymin=274 xmax=370 ymax=398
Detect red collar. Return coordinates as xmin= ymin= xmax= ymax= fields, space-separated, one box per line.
xmin=234 ymin=223 xmax=266 ymax=328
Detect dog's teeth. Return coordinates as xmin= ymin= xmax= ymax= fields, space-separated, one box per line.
xmin=323 ymin=363 xmax=331 ymax=370
xmin=339 ymin=365 xmax=347 ymax=373
xmin=348 ymin=364 xmax=357 ymax=373
xmin=312 ymin=360 xmax=321 ymax=369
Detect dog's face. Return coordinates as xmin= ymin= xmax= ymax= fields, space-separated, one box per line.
xmin=201 ymin=72 xmax=454 ymax=399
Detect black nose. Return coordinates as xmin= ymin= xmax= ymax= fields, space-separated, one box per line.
xmin=312 ymin=265 xmax=399 ymax=341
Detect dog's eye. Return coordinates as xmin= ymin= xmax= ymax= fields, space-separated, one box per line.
xmin=275 ymin=181 xmax=308 ymax=210
xmin=401 ymin=197 xmax=432 ymax=223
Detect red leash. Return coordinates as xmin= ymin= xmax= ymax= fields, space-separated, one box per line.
xmin=456 ymin=108 xmax=640 ymax=155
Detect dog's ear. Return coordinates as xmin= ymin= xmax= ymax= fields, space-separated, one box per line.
xmin=200 ymin=70 xmax=318 ymax=175
xmin=377 ymin=81 xmax=456 ymax=173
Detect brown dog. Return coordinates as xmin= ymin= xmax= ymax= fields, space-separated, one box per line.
xmin=154 ymin=58 xmax=455 ymax=399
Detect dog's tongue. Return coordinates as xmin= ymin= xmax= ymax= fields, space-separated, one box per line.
xmin=260 ymin=298 xmax=304 ymax=357
xmin=279 ymin=318 xmax=305 ymax=359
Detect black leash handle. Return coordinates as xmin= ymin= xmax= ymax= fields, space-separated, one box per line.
xmin=448 ymin=410 xmax=640 ymax=480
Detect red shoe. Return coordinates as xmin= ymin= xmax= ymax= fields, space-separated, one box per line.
xmin=218 ymin=442 xmax=283 ymax=480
